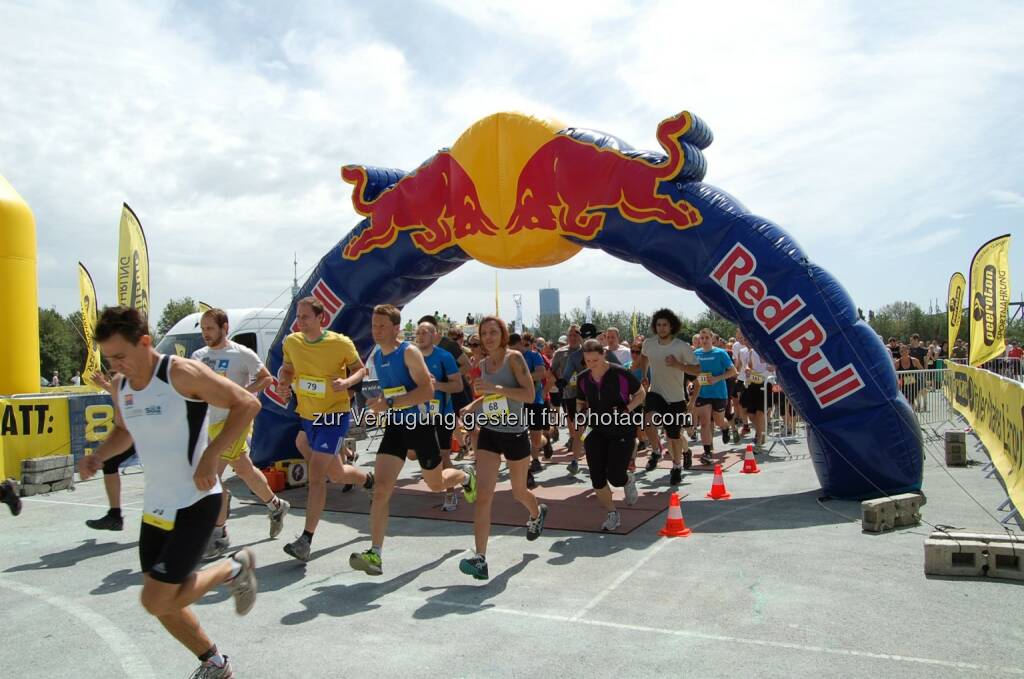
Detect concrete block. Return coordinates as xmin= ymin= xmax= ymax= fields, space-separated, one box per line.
xmin=19 ymin=483 xmax=47 ymax=497
xmin=22 ymin=466 xmax=73 ymax=484
xmin=924 ymin=537 xmax=989 ymax=577
xmin=892 ymin=492 xmax=925 ymax=527
xmin=987 ymin=544 xmax=1024 ymax=582
xmin=862 ymin=498 xmax=896 ymax=533
xmin=924 ymin=531 xmax=1024 ymax=581
xmin=944 ymin=430 xmax=966 ymax=445
xmin=48 ymin=478 xmax=73 ymax=492
xmin=945 ymin=444 xmax=968 ymax=466
xmin=21 ymin=455 xmax=72 ymax=472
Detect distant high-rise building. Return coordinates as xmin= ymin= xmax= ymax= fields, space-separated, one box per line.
xmin=539 ymin=288 xmax=560 ymax=319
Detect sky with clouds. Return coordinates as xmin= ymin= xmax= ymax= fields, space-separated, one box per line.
xmin=2 ymin=0 xmax=1022 ymax=331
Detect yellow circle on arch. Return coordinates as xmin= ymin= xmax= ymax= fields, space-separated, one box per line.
xmin=449 ymin=112 xmax=583 ymax=269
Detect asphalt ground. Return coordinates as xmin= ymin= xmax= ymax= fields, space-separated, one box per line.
xmin=1 ymin=420 xmax=1021 ymax=678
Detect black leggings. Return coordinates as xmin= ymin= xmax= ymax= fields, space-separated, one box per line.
xmin=584 ymin=429 xmax=633 ymax=490
xmin=103 ymin=446 xmax=136 ymax=475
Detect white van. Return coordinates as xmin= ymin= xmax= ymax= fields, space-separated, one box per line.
xmin=155 ymin=308 xmax=286 ymax=362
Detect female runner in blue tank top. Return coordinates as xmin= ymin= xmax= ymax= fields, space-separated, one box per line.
xmin=457 ymin=316 xmax=547 ymax=580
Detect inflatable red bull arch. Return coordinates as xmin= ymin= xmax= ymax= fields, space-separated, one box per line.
xmin=252 ymin=110 xmax=922 ymax=500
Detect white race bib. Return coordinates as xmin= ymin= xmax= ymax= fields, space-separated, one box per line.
xmin=297 ymin=375 xmax=327 ymax=398
xmin=699 ymin=373 xmax=711 ymax=385
xmin=749 ymin=373 xmax=764 ymax=385
xmin=426 ymin=399 xmax=441 ymax=415
xmin=483 ymin=393 xmax=510 ymax=417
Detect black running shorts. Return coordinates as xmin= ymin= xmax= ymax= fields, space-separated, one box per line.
xmin=477 ymin=427 xmax=531 ymax=461
xmin=139 ymin=493 xmax=221 ymax=585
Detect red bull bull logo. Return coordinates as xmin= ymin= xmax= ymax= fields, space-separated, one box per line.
xmin=339 ymin=111 xmax=705 ymax=268
xmin=507 ymin=112 xmax=702 ymax=239
xmin=342 ymin=153 xmax=499 ymax=260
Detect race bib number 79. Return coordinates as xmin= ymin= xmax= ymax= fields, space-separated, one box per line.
xmin=297 ymin=375 xmax=327 ymax=398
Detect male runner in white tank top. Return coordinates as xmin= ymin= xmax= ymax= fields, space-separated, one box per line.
xmin=78 ymin=307 xmax=261 ymax=678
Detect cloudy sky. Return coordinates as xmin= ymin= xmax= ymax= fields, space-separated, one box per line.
xmin=2 ymin=0 xmax=1022 ymax=329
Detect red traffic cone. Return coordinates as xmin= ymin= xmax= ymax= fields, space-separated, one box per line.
xmin=740 ymin=444 xmax=761 ymax=474
xmin=451 ymin=435 xmax=461 ymax=453
xmin=658 ymin=492 xmax=692 ymax=537
xmin=705 ymin=464 xmax=732 ymax=500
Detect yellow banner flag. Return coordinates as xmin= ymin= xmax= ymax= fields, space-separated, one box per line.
xmin=77 ymin=262 xmax=102 ymax=379
xmin=630 ymin=310 xmax=638 ymax=339
xmin=198 ymin=301 xmax=213 ymax=313
xmin=117 ymin=203 xmax=150 ymax=318
xmin=968 ymin=234 xmax=1011 ymax=366
xmin=947 ymin=272 xmax=965 ymax=355
xmin=948 ymin=363 xmax=1023 ymax=516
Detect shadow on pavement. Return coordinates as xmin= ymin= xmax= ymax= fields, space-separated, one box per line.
xmin=4 ymin=538 xmax=136 ymax=573
xmin=412 ymin=553 xmax=538 ymax=619
xmin=279 ymin=548 xmax=461 ymax=624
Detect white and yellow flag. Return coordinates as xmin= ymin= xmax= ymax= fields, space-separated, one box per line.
xmin=77 ymin=262 xmax=102 ymax=378
xmin=968 ymin=234 xmax=1012 ymax=366
xmin=117 ymin=203 xmax=150 ymax=318
xmin=947 ymin=272 xmax=965 ymax=354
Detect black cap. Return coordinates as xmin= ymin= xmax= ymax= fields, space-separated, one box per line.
xmin=580 ymin=323 xmax=598 ymax=340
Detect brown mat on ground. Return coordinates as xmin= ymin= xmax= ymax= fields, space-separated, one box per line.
xmin=279 ymin=473 xmax=675 ymax=535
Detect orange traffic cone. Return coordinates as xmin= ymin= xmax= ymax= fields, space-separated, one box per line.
xmin=740 ymin=444 xmax=761 ymax=474
xmin=705 ymin=464 xmax=732 ymax=500
xmin=658 ymin=492 xmax=692 ymax=537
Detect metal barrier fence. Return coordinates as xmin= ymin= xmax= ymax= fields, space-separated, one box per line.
xmin=894 ymin=369 xmax=956 ymax=431
xmin=946 ymin=356 xmax=1022 ymax=381
xmin=761 ymin=377 xmax=807 ymax=457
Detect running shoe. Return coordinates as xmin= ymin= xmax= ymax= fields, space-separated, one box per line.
xmin=529 ymin=458 xmax=542 ymax=473
xmin=526 ymin=471 xmax=537 ymax=490
xmin=601 ymin=511 xmax=622 ymax=532
xmin=624 ymin=471 xmax=639 ymax=506
xmin=683 ymin=451 xmax=693 ymax=470
xmin=542 ymin=441 xmax=554 ymax=459
xmin=722 ymin=427 xmax=730 ymax=444
xmin=189 ymin=656 xmax=233 ymax=678
xmin=203 ymin=527 xmax=230 ymax=561
xmin=730 ymin=426 xmax=740 ymax=443
xmin=349 ymin=549 xmax=383 ymax=576
xmin=669 ymin=467 xmax=683 ymax=486
xmin=567 ymin=459 xmax=580 ymax=475
xmin=459 ymin=554 xmax=489 ymax=580
xmin=526 ymin=504 xmax=548 ymax=541
xmin=700 ymin=452 xmax=713 ymax=466
xmin=283 ymin=534 xmax=311 ymax=562
xmin=228 ymin=547 xmax=258 ymax=616
xmin=85 ymin=512 xmax=123 ymax=531
xmin=462 ymin=467 xmax=478 ymax=503
xmin=442 ymin=492 xmax=458 ymax=512
xmin=644 ymin=453 xmax=661 ymax=473
xmin=1 ymin=479 xmax=22 ymax=516
xmin=268 ymin=499 xmax=290 ymax=539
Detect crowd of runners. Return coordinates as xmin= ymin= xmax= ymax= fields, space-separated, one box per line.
xmin=2 ymin=300 xmax=801 ymax=678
